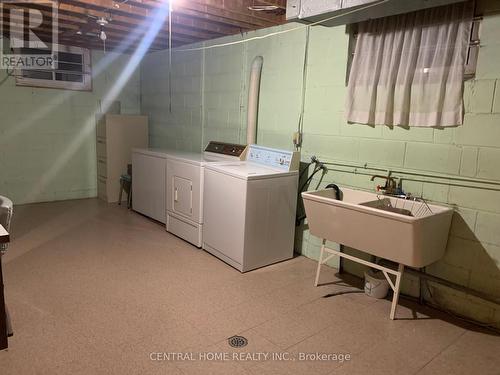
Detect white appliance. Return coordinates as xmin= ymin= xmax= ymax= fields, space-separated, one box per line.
xmin=132 ymin=143 xmax=245 ymax=226
xmin=286 ymin=0 xmax=465 ymax=27
xmin=165 ymin=142 xmax=246 ymax=247
xmin=132 ymin=148 xmax=169 ymax=223
xmin=203 ymin=145 xmax=300 ymax=272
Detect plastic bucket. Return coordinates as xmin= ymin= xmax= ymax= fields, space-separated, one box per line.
xmin=364 ymin=270 xmax=390 ymax=299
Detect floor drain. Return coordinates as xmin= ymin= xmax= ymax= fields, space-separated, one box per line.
xmin=228 ymin=335 xmax=248 ymax=348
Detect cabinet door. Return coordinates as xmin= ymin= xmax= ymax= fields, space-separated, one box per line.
xmin=132 ymin=153 xmax=166 ymax=223
xmin=173 ymin=176 xmax=193 ymax=218
xmin=96 ymin=138 xmax=107 ymax=159
xmin=96 ymin=115 xmax=106 ymax=138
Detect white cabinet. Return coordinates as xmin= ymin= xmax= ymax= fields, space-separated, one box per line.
xmin=96 ymin=114 xmax=148 ymax=203
xmin=132 ymin=150 xmax=167 ymax=223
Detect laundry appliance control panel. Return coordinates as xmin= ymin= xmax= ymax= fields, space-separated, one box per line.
xmin=246 ymin=145 xmax=300 ymax=172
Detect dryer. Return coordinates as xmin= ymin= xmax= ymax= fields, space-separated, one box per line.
xmin=132 ymin=142 xmax=245 ymax=245
xmin=165 ymin=142 xmax=246 ymax=247
xmin=203 ymin=145 xmax=300 ymax=272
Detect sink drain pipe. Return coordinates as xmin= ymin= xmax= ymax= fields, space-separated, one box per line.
xmin=406 ymin=267 xmax=500 ymax=306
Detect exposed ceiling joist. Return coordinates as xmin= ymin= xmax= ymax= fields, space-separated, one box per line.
xmin=1 ymin=0 xmax=286 ymax=52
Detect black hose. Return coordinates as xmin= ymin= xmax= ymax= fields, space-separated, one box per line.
xmin=296 ymin=164 xmax=327 ymax=226
xmin=325 ymin=183 xmax=341 ymax=200
xmin=298 ymin=165 xmax=324 ymax=193
xmin=299 ymin=161 xmax=314 ymax=180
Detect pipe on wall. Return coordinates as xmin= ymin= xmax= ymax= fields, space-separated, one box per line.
xmin=404 ymin=267 xmax=500 ymax=306
xmin=247 ymin=56 xmax=263 ymax=145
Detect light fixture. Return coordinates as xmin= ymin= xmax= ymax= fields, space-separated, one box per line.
xmin=96 ymin=17 xmax=109 ymax=27
xmin=248 ymin=5 xmax=279 ymax=11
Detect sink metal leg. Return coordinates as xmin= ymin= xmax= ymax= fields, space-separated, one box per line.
xmin=314 ymin=239 xmax=326 ymax=286
xmin=312 ymin=243 xmax=405 ymax=320
xmin=389 ymin=263 xmax=404 ymax=320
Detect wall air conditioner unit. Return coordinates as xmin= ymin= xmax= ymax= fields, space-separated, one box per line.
xmin=286 ymin=0 xmax=467 ymax=26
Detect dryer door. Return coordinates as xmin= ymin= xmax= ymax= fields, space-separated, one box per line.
xmin=173 ymin=176 xmax=193 ymax=218
xmin=166 ymin=159 xmax=202 ymax=222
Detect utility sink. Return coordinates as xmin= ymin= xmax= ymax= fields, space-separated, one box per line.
xmin=302 ymin=187 xmax=453 ymax=268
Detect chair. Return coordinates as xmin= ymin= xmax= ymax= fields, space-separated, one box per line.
xmin=0 ymin=195 xmax=13 ymax=337
xmin=118 ymin=164 xmax=132 ymax=209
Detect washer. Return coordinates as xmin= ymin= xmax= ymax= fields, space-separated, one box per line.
xmin=165 ymin=142 xmax=246 ymax=247
xmin=202 ymin=145 xmax=300 ymax=272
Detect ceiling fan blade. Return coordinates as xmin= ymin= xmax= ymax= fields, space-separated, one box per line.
xmin=60 ymin=28 xmax=78 ymax=37
xmin=60 ymin=17 xmax=94 ymax=38
xmin=79 ymin=21 xmax=96 ymax=35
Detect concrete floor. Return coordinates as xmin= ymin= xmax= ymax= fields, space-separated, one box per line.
xmin=0 ymin=198 xmax=499 ymax=374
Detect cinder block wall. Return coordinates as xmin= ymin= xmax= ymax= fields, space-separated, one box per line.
xmin=141 ymin=3 xmax=500 ymax=326
xmin=141 ymin=44 xmax=204 ymax=151
xmin=0 ymin=50 xmax=141 ymax=204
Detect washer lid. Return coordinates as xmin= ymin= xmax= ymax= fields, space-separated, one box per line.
xmin=205 ymin=162 xmax=298 ymax=180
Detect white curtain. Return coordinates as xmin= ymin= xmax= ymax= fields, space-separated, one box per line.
xmin=346 ymin=2 xmax=473 ymax=127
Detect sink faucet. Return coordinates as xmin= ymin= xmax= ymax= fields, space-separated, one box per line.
xmin=370 ymin=175 xmax=398 ymax=195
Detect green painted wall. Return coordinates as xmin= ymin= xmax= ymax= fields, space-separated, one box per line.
xmin=141 ymin=3 xmax=500 ymax=326
xmin=0 ymin=49 xmax=141 ymax=204
xmin=141 ymin=44 xmax=203 ymax=151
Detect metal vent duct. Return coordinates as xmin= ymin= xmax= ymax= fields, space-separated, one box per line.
xmin=286 ymin=0 xmax=467 ymax=26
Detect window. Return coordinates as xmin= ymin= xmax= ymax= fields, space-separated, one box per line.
xmin=464 ymin=17 xmax=481 ymax=79
xmin=346 ymin=17 xmax=481 ymax=84
xmin=345 ymin=2 xmax=474 ymax=127
xmin=15 ymin=44 xmax=92 ymax=91
xmin=345 ymin=23 xmax=358 ymax=86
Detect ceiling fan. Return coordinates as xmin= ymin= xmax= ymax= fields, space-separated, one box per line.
xmin=61 ymin=13 xmax=112 ymax=51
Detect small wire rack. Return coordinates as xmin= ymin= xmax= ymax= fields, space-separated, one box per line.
xmin=375 ymin=195 xmax=434 ymax=218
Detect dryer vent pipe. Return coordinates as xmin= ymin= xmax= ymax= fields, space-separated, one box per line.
xmin=247 ymin=56 xmax=263 ymax=145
